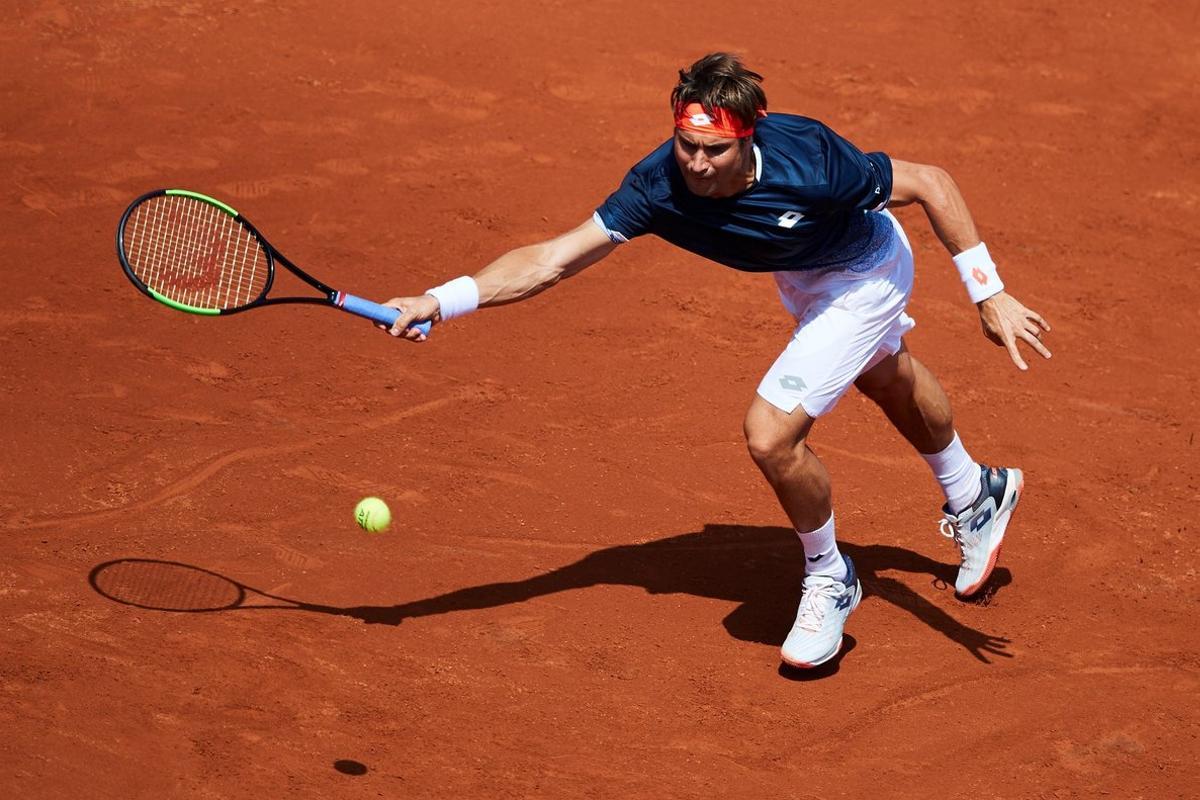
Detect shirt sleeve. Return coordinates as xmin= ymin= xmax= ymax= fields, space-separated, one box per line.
xmin=594 ymin=167 xmax=655 ymax=243
xmin=818 ymin=125 xmax=893 ymax=213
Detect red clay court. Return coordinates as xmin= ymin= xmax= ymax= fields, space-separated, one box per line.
xmin=2 ymin=1 xmax=1197 ymax=797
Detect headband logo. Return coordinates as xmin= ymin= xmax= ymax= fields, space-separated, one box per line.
xmin=674 ymin=101 xmax=762 ymax=138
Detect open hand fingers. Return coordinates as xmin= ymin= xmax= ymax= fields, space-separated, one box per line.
xmin=1018 ymin=326 xmax=1052 ymax=360
xmin=981 ymin=295 xmax=1052 ymax=371
xmin=1019 ymin=309 xmax=1052 ymax=357
xmin=1028 ymin=309 xmax=1051 ymax=332
xmin=1002 ymin=329 xmax=1029 ymax=371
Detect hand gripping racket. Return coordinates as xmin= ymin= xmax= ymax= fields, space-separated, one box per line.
xmin=116 ymin=189 xmax=430 ymax=335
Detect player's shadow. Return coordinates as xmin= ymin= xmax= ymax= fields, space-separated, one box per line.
xmin=342 ymin=523 xmax=1013 ymax=664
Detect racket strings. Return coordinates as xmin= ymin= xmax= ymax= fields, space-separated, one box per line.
xmin=123 ymin=195 xmax=269 ymax=310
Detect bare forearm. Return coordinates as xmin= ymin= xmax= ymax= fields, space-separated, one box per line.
xmin=889 ymin=161 xmax=980 ymax=256
xmin=472 ymin=243 xmax=567 ymax=307
xmin=919 ymin=169 xmax=981 ymax=256
xmin=379 ymin=219 xmax=614 ymax=341
xmin=471 ymin=222 xmax=616 ymax=307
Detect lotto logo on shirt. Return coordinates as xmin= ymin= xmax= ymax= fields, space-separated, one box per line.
xmin=777 ymin=210 xmax=805 ymax=229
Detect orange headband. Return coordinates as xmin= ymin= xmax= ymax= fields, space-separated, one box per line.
xmin=673 ymin=102 xmax=764 ymax=138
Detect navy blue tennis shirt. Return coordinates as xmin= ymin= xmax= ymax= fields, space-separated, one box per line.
xmin=594 ymin=113 xmax=894 ymax=273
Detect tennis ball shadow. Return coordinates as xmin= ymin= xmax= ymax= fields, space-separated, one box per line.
xmin=333 ymin=759 xmax=367 ymax=776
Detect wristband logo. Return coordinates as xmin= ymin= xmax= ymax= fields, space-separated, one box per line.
xmin=972 ymin=267 xmax=989 ymax=285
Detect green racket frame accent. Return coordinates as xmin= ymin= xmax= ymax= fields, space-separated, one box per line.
xmin=117 ymin=188 xmax=273 ymax=316
xmin=165 ymin=188 xmax=239 ymax=218
xmin=147 ymin=288 xmax=221 ymax=315
xmin=118 ymin=188 xmax=428 ymax=334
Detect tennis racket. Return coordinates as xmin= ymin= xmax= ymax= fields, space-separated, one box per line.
xmin=116 ymin=189 xmax=430 ymax=334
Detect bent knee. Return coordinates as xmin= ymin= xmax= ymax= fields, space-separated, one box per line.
xmin=743 ymin=400 xmax=812 ymax=468
xmin=745 ymin=429 xmax=794 ymax=468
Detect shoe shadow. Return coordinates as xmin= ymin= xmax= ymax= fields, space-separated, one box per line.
xmin=778 ymin=635 xmax=859 ymax=681
xmin=342 ymin=524 xmax=1014 ymax=665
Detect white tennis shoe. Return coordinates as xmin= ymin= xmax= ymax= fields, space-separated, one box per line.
xmin=940 ymin=465 xmax=1024 ymax=597
xmin=780 ymin=555 xmax=861 ymax=668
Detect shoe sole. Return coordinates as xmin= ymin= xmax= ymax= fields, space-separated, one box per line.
xmin=957 ymin=470 xmax=1024 ymax=598
xmin=780 ymin=581 xmax=862 ymax=669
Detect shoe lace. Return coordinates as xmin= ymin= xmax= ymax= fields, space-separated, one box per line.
xmin=939 ymin=516 xmax=975 ymax=568
xmin=938 ymin=517 xmax=962 ymax=545
xmin=795 ymin=577 xmax=839 ymax=632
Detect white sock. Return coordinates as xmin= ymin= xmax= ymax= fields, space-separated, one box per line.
xmin=796 ymin=513 xmax=846 ymax=580
xmin=921 ymin=432 xmax=981 ymax=514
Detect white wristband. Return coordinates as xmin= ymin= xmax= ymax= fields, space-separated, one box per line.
xmin=952 ymin=242 xmax=1004 ymax=304
xmin=425 ymin=276 xmax=479 ymax=321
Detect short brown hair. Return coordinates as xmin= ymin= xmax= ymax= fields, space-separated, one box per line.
xmin=670 ymin=53 xmax=767 ymax=129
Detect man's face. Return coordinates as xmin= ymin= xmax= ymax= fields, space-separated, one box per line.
xmin=672 ymin=129 xmax=751 ymax=198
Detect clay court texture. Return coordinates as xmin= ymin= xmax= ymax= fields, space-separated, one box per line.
xmin=2 ymin=1 xmax=1198 ymax=798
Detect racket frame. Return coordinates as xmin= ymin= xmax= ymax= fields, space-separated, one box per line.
xmin=116 ymin=189 xmax=429 ymax=333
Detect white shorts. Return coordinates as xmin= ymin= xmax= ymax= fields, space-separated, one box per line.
xmin=756 ymin=211 xmax=916 ymax=418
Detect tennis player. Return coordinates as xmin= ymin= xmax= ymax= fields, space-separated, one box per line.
xmin=381 ymin=53 xmax=1051 ymax=668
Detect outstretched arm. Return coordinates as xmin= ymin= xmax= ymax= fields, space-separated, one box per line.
xmin=889 ymin=159 xmax=1051 ymax=371
xmin=380 ymin=218 xmax=618 ymax=341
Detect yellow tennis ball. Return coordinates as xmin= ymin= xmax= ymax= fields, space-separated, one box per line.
xmin=354 ymin=496 xmax=391 ymax=533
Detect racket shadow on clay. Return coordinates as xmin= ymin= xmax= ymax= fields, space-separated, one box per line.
xmin=89 ymin=558 xmax=357 ymax=616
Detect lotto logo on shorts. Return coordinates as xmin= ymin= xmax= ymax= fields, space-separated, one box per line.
xmin=779 ymin=375 xmax=807 ymax=392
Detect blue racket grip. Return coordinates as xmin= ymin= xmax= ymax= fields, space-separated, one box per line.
xmin=336 ymin=292 xmax=432 ymax=336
